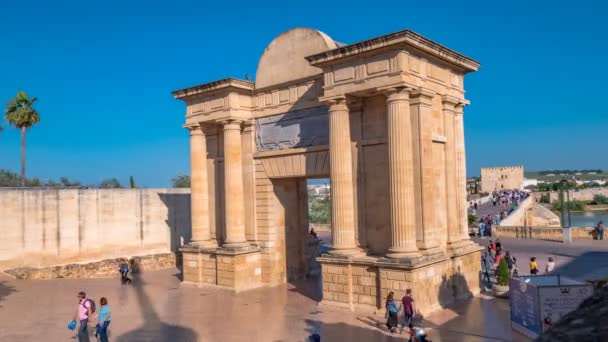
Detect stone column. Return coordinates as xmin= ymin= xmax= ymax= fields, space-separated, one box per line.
xmin=455 ymin=102 xmax=470 ymax=240
xmin=222 ymin=120 xmax=248 ymax=248
xmin=241 ymin=120 xmax=257 ymax=242
xmin=188 ymin=124 xmax=216 ymax=247
xmin=442 ymin=96 xmax=460 ymax=245
xmin=327 ymin=97 xmax=359 ymax=256
xmin=385 ymin=88 xmax=419 ymax=258
xmin=410 ymin=89 xmax=439 ymax=251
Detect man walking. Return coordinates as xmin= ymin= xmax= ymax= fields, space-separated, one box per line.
xmin=401 ymin=289 xmax=415 ymax=328
xmin=598 ymin=221 xmax=604 ymax=241
xmin=74 ymin=291 xmax=93 ymax=342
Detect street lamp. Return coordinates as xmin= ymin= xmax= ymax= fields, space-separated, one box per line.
xmin=559 ymin=179 xmax=571 ymax=228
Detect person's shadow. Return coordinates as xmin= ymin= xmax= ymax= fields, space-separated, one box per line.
xmin=116 ymin=272 xmax=198 ymax=342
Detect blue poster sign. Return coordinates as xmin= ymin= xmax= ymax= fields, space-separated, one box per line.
xmin=509 ymin=278 xmax=541 ymax=338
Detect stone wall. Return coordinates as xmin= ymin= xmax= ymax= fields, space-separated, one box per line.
xmin=0 ymin=188 xmax=191 ymax=270
xmin=549 ymin=188 xmax=608 ymax=202
xmin=494 ymin=226 xmax=596 ymax=241
xmin=5 ymin=252 xmax=179 ymax=280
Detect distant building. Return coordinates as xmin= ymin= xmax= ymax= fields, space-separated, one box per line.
xmin=523 ymin=178 xmax=538 ymax=187
xmin=480 ymin=165 xmax=524 ymax=192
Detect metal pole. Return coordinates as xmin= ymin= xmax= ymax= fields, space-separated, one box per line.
xmin=560 ymin=188 xmax=565 ymax=227
xmin=566 ymin=189 xmax=571 ymax=228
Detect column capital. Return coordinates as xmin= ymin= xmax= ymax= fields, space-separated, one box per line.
xmin=454 ymin=100 xmax=469 ymax=115
xmin=220 ymin=119 xmax=245 ymax=131
xmin=381 ymin=86 xmax=412 ymax=102
xmin=320 ymin=95 xmax=347 ymax=107
xmin=184 ymin=124 xmax=202 ymax=134
xmin=347 ymin=97 xmax=363 ymax=113
xmin=409 ymin=88 xmax=436 ymax=107
xmin=242 ymin=119 xmax=255 ymax=133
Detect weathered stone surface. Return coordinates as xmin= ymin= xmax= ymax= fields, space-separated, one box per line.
xmin=5 ymin=253 xmax=179 ymax=280
xmin=536 ymin=286 xmax=608 ymax=341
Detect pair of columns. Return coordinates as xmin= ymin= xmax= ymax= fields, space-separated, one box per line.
xmin=188 ymin=120 xmax=249 ymax=249
xmin=327 ymin=88 xmax=468 ymax=258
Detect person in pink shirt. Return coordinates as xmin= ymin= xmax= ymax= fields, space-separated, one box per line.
xmin=73 ymin=291 xmax=93 ymax=342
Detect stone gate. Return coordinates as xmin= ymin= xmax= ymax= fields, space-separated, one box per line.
xmin=173 ymin=27 xmax=482 ymax=314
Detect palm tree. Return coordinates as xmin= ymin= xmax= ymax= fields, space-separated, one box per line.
xmin=4 ymin=91 xmax=40 ymax=186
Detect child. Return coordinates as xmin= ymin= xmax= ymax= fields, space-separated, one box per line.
xmin=530 ymin=257 xmax=538 ymax=275
xmin=119 ymin=259 xmax=131 ymax=284
xmin=545 ymin=257 xmax=555 ymax=273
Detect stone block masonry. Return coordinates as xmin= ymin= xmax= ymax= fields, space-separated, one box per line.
xmin=5 ymin=252 xmax=179 ymax=280
xmin=0 ymin=188 xmax=191 ymax=270
xmin=319 ymin=247 xmax=481 ymax=316
xmin=181 ymin=247 xmax=263 ymax=292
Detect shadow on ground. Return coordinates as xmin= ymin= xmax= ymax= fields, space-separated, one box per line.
xmin=305 ymin=318 xmax=403 ymax=341
xmin=552 ymin=251 xmax=608 ymax=282
xmin=116 ymin=272 xmax=198 ymax=342
xmin=0 ymin=280 xmax=17 ymax=307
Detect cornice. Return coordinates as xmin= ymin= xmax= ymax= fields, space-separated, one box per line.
xmin=172 ymin=78 xmax=254 ymax=100
xmin=305 ymin=29 xmax=480 ymax=73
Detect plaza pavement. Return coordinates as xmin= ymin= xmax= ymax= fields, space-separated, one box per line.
xmin=1 ymin=237 xmax=606 ymax=341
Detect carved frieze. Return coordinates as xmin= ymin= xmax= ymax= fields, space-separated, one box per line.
xmin=255 ymin=106 xmax=329 ymax=152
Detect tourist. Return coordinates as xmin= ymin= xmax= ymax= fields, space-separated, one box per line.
xmin=119 ymin=259 xmax=131 ymax=284
xmin=309 ymin=227 xmax=318 ymax=240
xmin=401 ymin=289 xmax=415 ymax=328
xmin=494 ymin=250 xmax=504 ymax=266
xmin=488 ymin=240 xmax=496 ymax=260
xmin=597 ymin=221 xmax=604 ymax=240
xmin=530 ymin=257 xmax=539 ymax=275
xmin=385 ymin=291 xmax=400 ymax=333
xmin=545 ymin=257 xmax=555 ymax=273
xmin=495 ymin=239 xmax=502 ymax=251
xmin=481 ymin=252 xmax=492 ymax=283
xmin=74 ymin=291 xmax=94 ymax=342
xmin=95 ymin=297 xmax=111 ymax=342
xmin=505 ymin=251 xmax=514 ymax=275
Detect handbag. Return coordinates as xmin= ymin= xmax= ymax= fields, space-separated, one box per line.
xmin=68 ymin=320 xmax=77 ymax=331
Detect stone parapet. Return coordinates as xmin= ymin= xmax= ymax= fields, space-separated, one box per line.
xmin=318 ymin=245 xmax=482 ymax=316
xmin=494 ymin=226 xmax=597 ymax=241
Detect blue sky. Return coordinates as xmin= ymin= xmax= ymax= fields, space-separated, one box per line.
xmin=0 ymin=0 xmax=606 ymax=187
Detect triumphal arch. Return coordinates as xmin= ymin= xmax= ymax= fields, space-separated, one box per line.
xmin=173 ymin=27 xmax=481 ymax=314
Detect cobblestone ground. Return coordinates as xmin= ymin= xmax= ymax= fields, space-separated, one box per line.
xmin=1 ymin=237 xmax=606 ymax=342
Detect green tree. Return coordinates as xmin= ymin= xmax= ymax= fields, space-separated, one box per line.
xmin=308 ymin=194 xmax=331 ymax=224
xmin=172 ymin=174 xmax=190 ymax=188
xmin=496 ymin=258 xmax=510 ymax=286
xmin=593 ymin=194 xmax=608 ymax=205
xmin=129 ymin=176 xmax=137 ymax=188
xmin=99 ymin=178 xmax=122 ymax=189
xmin=4 ymin=91 xmax=41 ymax=186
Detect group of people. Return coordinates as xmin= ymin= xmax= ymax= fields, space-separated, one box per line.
xmin=71 ymin=261 xmax=131 ymax=341
xmin=384 ymin=289 xmax=430 ymax=341
xmin=73 ymin=291 xmax=111 ymax=342
xmin=481 ymin=239 xmax=557 ymax=283
xmin=471 ymin=190 xmax=530 ymax=237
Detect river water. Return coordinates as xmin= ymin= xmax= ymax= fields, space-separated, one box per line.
xmin=564 ymin=210 xmax=608 ymax=227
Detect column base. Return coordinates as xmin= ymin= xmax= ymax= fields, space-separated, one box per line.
xmin=189 ymin=239 xmax=218 ymax=249
xmin=180 ymin=246 xmax=263 ymax=292
xmin=328 ymin=247 xmax=365 ymax=258
xmin=222 ymin=241 xmax=253 ymax=250
xmin=447 ymin=239 xmax=480 ymax=255
xmin=385 ymin=246 xmax=421 ymax=260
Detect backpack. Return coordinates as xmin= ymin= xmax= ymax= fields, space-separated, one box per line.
xmin=84 ymin=298 xmax=96 ymax=314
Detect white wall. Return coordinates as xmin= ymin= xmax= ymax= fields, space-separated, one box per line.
xmin=0 ymin=188 xmax=191 ymax=269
